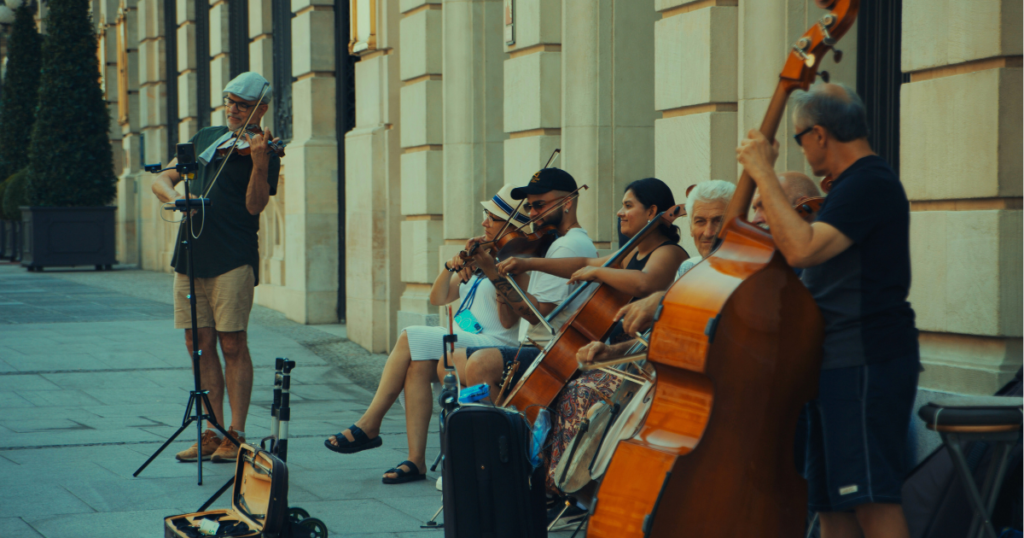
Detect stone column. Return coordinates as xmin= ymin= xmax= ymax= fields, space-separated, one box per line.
xmin=901 ymin=0 xmax=1022 ymax=394
xmin=345 ymin=0 xmax=402 ymax=351
xmin=209 ymin=0 xmax=231 ymax=127
xmin=396 ymin=1 xmax=443 ymax=331
xmin=561 ymin=0 xmax=657 ymax=250
xmin=503 ymin=0 xmax=561 ymax=193
xmin=275 ymin=0 xmax=339 ymax=324
xmin=176 ymin=0 xmax=198 ymax=142
xmin=100 ymin=0 xmax=134 ymax=264
xmin=654 ymin=0 xmax=737 ymax=256
xmin=248 ymin=0 xmax=285 ymax=296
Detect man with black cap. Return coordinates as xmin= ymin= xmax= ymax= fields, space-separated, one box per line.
xmin=151 ymin=71 xmax=281 ymax=464
xmin=452 ymin=168 xmax=598 ymax=399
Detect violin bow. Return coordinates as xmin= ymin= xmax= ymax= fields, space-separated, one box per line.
xmin=472 ymin=148 xmax=564 ymax=253
xmin=201 ymin=82 xmax=271 ymax=200
xmin=493 ymin=184 xmax=589 ymax=244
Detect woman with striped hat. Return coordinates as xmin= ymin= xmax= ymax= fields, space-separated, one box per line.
xmin=323 ymin=185 xmax=530 ymax=485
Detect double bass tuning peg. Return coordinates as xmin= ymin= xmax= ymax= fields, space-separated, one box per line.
xmin=832 ymin=48 xmax=843 ymax=63
xmin=818 ymin=71 xmax=830 ymax=83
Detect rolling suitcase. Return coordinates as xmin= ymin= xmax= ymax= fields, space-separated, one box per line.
xmin=442 ymin=405 xmax=547 ymax=538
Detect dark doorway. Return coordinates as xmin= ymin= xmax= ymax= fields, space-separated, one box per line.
xmin=272 ymin=0 xmax=293 ymax=142
xmin=196 ymin=0 xmax=211 ymax=128
xmin=856 ymin=0 xmax=909 ymax=174
xmin=164 ymin=0 xmax=178 ymax=160
xmin=228 ymin=0 xmax=250 ymax=78
xmin=335 ymin=0 xmax=355 ymax=321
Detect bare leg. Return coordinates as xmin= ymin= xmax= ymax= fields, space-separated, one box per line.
xmin=435 ymin=348 xmax=469 ymax=386
xmin=819 ymin=511 xmax=864 ymax=538
xmin=217 ymin=331 xmax=253 ymax=432
xmin=855 ymin=503 xmax=910 ymax=538
xmin=465 ymin=348 xmax=505 ymax=403
xmin=385 ymin=360 xmax=437 ymax=479
xmin=185 ymin=327 xmax=224 ymax=429
xmin=328 ymin=332 xmax=413 ymax=446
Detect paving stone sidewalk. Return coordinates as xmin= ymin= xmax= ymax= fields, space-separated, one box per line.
xmin=0 ymin=263 xmax=582 ymax=537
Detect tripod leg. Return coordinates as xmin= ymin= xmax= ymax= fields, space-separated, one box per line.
xmin=134 ymin=417 xmax=196 ymax=477
xmin=196 ymin=390 xmax=205 ymax=485
xmin=198 ymin=476 xmax=236 ymax=512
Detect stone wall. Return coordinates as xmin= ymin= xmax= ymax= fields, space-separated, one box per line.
xmin=901 ymin=0 xmax=1022 ymax=394
xmin=91 ymin=0 xmax=1024 ymax=393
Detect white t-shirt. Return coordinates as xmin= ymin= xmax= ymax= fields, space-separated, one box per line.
xmin=519 ymin=227 xmax=599 ymax=343
xmin=675 ymin=256 xmax=702 ymax=280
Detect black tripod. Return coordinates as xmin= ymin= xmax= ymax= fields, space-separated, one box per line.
xmin=134 ymin=143 xmax=239 ymax=485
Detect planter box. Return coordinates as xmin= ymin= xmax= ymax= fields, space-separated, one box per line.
xmin=20 ymin=206 xmax=117 ymax=270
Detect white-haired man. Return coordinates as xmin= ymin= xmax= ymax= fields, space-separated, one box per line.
xmin=151 ymin=72 xmax=281 ymax=463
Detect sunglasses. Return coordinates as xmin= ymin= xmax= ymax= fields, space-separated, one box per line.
xmin=793 ymin=125 xmax=815 ymax=147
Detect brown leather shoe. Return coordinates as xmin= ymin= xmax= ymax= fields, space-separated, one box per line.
xmin=175 ymin=429 xmax=221 ymax=462
xmin=211 ymin=430 xmax=245 ymax=463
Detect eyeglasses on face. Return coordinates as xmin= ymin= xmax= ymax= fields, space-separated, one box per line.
xmin=793 ymin=125 xmax=815 ymax=147
xmin=522 ymin=196 xmax=566 ymax=212
xmin=224 ymin=97 xmax=256 ymax=112
xmin=482 ymin=210 xmax=507 ymax=223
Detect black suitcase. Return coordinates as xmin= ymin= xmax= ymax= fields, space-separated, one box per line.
xmin=442 ymin=405 xmax=547 ymax=538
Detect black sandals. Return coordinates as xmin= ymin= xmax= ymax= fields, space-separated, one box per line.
xmin=323 ymin=425 xmax=382 ymax=454
xmin=382 ymin=461 xmax=426 ymax=485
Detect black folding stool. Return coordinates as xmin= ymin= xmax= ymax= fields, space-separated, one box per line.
xmin=918 ymin=396 xmax=1023 ymax=538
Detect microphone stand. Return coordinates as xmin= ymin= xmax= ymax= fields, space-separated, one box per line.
xmin=133 ymin=146 xmax=239 ymax=485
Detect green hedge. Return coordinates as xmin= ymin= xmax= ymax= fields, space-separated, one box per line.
xmin=26 ymin=0 xmax=115 ymax=208
xmin=3 ymin=169 xmax=29 ymax=221
xmin=0 ymin=3 xmax=43 ymax=184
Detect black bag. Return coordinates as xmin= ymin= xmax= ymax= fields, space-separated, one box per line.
xmin=441 ymin=405 xmax=547 ymax=538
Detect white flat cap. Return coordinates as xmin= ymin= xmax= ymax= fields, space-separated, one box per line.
xmin=223 ymin=72 xmax=273 ymax=103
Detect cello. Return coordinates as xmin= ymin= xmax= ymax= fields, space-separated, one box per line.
xmin=587 ymin=1 xmax=858 ymax=536
xmin=500 ymin=205 xmax=685 ymax=423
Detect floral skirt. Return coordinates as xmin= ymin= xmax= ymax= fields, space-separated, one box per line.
xmin=545 ymin=370 xmax=623 ymax=495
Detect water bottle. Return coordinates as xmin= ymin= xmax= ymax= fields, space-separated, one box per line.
xmin=528 ymin=408 xmax=551 ymax=469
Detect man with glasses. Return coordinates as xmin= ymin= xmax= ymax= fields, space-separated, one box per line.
xmin=151 ymin=71 xmax=281 ymax=464
xmin=737 ymin=83 xmax=919 ymax=538
xmin=444 ymin=168 xmax=597 ymax=400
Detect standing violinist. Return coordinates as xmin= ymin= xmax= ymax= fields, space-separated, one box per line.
xmin=151 ymin=72 xmax=281 ymax=464
xmin=438 ymin=169 xmax=597 ymax=398
xmin=736 ymin=83 xmax=918 ymax=538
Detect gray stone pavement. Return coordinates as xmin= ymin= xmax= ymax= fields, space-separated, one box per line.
xmin=0 ymin=263 xmax=579 ymax=537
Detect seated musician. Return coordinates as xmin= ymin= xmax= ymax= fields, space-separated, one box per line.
xmin=751 ymin=171 xmax=821 ymax=228
xmin=435 ymin=168 xmax=599 ymax=397
xmin=673 ymin=180 xmax=736 ymax=278
xmin=736 ymin=83 xmax=919 ymax=538
xmin=581 ymin=179 xmax=735 ymax=351
xmin=322 ymin=185 xmax=530 ymax=485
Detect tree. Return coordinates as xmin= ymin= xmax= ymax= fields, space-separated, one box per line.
xmin=3 ymin=168 xmax=29 ymax=220
xmin=26 ymin=0 xmax=115 ymax=207
xmin=0 ymin=0 xmax=42 ymax=184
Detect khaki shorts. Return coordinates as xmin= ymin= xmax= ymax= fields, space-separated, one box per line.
xmin=174 ymin=265 xmax=255 ymax=332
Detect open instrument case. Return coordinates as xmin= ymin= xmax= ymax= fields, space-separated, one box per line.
xmin=164 ymin=443 xmax=289 ymax=538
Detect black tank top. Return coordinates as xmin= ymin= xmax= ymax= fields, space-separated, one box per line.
xmin=623 ymin=240 xmax=685 ymax=272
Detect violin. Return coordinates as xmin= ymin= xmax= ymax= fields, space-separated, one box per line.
xmin=588 ymin=2 xmax=857 ymax=537
xmin=215 ymin=125 xmax=286 ymax=159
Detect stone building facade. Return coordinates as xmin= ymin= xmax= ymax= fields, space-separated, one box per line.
xmin=92 ymin=0 xmax=1020 ymax=396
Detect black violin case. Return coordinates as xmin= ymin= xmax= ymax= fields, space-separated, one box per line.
xmin=164 ymin=443 xmax=289 ymax=538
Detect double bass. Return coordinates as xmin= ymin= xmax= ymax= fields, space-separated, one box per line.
xmin=587 ymin=1 xmax=858 ymax=536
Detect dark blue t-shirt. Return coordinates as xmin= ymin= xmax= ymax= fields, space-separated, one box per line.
xmin=800 ymin=155 xmax=919 ymax=369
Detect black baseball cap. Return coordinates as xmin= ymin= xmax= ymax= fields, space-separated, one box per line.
xmin=510 ymin=168 xmax=578 ymax=200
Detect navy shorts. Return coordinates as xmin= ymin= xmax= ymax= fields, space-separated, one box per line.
xmin=804 ymin=357 xmax=919 ymax=512
xmin=465 ymin=346 xmax=542 ymax=388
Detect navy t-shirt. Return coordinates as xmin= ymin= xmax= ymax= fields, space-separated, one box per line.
xmin=171 ymin=127 xmax=280 ymax=283
xmin=800 ymin=155 xmax=919 ymax=370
